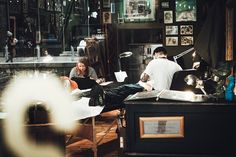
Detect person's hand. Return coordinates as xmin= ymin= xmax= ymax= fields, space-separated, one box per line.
xmin=138 ymin=81 xmax=153 ymax=91
xmin=96 ymin=78 xmax=105 ymax=84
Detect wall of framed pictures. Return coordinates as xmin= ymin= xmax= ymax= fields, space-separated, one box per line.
xmin=162 ymin=0 xmax=196 ymax=48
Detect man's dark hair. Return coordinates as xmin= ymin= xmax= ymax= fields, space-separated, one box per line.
xmin=153 ymin=47 xmax=167 ymax=55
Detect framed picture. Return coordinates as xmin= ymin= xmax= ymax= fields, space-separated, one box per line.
xmin=164 ymin=10 xmax=173 ymax=23
xmin=166 ymin=36 xmax=178 ymax=46
xmin=161 ymin=1 xmax=170 ymax=9
xmin=38 ymin=0 xmax=45 ymax=9
xmin=139 ymin=116 xmax=184 ymax=138
xmin=103 ymin=0 xmax=110 ymax=8
xmin=111 ymin=2 xmax=115 ymax=13
xmin=176 ymin=0 xmax=197 ymax=22
xmin=103 ymin=12 xmax=112 ymax=24
xmin=22 ymin=0 xmax=28 ymax=13
xmin=181 ymin=36 xmax=194 ymax=45
xmin=54 ymin=0 xmax=62 ymax=12
xmin=165 ymin=25 xmax=178 ymax=35
xmin=180 ymin=25 xmax=193 ymax=35
xmin=124 ymin=0 xmax=156 ymax=22
xmin=46 ymin=0 xmax=53 ymax=11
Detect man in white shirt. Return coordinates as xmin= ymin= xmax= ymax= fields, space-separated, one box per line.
xmin=140 ymin=47 xmax=183 ymax=90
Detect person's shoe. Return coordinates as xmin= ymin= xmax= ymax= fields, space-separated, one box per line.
xmin=89 ymin=85 xmax=105 ymax=106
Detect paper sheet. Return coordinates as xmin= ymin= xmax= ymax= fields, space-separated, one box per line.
xmin=114 ymin=71 xmax=127 ymax=82
xmin=71 ymin=97 xmax=104 ymax=120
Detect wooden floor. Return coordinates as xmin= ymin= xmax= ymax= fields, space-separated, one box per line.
xmin=66 ymin=115 xmax=121 ymax=157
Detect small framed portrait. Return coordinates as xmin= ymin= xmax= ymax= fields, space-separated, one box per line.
xmin=166 ymin=36 xmax=178 ymax=46
xmin=181 ymin=36 xmax=194 ymax=45
xmin=165 ymin=26 xmax=178 ymax=35
xmin=164 ymin=11 xmax=173 ymax=24
xmin=103 ymin=12 xmax=112 ymax=24
xmin=161 ymin=1 xmax=170 ymax=9
xmin=180 ymin=25 xmax=193 ymax=35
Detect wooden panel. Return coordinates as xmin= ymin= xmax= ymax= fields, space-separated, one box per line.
xmin=225 ymin=7 xmax=234 ymax=61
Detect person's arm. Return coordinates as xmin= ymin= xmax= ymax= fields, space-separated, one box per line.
xmin=88 ymin=67 xmax=98 ymax=80
xmin=140 ymin=60 xmax=153 ymax=82
xmin=140 ymin=73 xmax=150 ymax=82
xmin=69 ymin=67 xmax=77 ymax=79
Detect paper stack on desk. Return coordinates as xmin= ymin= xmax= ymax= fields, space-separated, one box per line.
xmin=157 ymin=89 xmax=209 ymax=102
xmin=125 ymin=90 xmax=161 ymax=101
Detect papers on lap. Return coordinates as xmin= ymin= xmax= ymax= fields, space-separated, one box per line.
xmin=71 ymin=97 xmax=104 ymax=120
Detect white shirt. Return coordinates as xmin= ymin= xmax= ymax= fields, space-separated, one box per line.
xmin=143 ymin=58 xmax=182 ymax=90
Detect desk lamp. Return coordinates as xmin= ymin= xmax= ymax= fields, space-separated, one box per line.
xmin=184 ymin=74 xmax=207 ymax=95
xmin=115 ymin=51 xmax=133 ymax=82
xmin=173 ymin=47 xmax=195 ymax=63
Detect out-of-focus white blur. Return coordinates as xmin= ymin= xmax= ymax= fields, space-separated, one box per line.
xmin=1 ymin=71 xmax=77 ymax=157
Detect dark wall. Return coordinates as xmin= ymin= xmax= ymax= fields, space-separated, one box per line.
xmin=0 ymin=1 xmax=7 ymax=57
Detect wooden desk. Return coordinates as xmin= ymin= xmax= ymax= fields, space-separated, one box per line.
xmin=123 ymin=100 xmax=236 ymax=157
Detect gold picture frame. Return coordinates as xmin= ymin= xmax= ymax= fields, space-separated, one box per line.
xmin=139 ymin=116 xmax=184 ymax=138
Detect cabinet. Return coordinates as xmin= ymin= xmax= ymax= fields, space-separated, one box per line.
xmin=124 ymin=100 xmax=236 ymax=157
xmin=117 ymin=24 xmax=163 ymax=83
xmin=120 ymin=43 xmax=162 ymax=83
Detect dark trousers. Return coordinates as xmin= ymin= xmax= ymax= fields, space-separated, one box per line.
xmin=102 ymin=84 xmax=144 ymax=112
xmin=6 ymin=53 xmax=13 ymax=62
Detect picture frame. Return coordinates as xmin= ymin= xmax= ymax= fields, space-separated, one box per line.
xmin=139 ymin=116 xmax=184 ymax=138
xmin=124 ymin=0 xmax=156 ymax=22
xmin=180 ymin=25 xmax=193 ymax=35
xmin=164 ymin=10 xmax=173 ymax=24
xmin=111 ymin=2 xmax=115 ymax=13
xmin=54 ymin=0 xmax=62 ymax=12
xmin=165 ymin=25 xmax=178 ymax=35
xmin=166 ymin=36 xmax=178 ymax=46
xmin=38 ymin=0 xmax=46 ymax=9
xmin=176 ymin=0 xmax=197 ymax=22
xmin=103 ymin=0 xmax=110 ymax=8
xmin=181 ymin=36 xmax=194 ymax=45
xmin=103 ymin=12 xmax=112 ymax=24
xmin=22 ymin=0 xmax=28 ymax=13
xmin=161 ymin=1 xmax=170 ymax=9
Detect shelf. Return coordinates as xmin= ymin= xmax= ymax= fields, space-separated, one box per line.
xmin=117 ymin=23 xmax=164 ymax=29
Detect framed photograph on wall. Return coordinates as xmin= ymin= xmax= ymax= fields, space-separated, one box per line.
xmin=181 ymin=36 xmax=194 ymax=45
xmin=103 ymin=0 xmax=110 ymax=8
xmin=180 ymin=25 xmax=193 ymax=35
xmin=161 ymin=1 xmax=170 ymax=9
xmin=124 ymin=0 xmax=156 ymax=22
xmin=164 ymin=11 xmax=173 ymax=23
xmin=166 ymin=36 xmax=178 ymax=46
xmin=165 ymin=25 xmax=178 ymax=35
xmin=103 ymin=12 xmax=112 ymax=24
xmin=38 ymin=0 xmax=45 ymax=9
xmin=176 ymin=0 xmax=197 ymax=22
